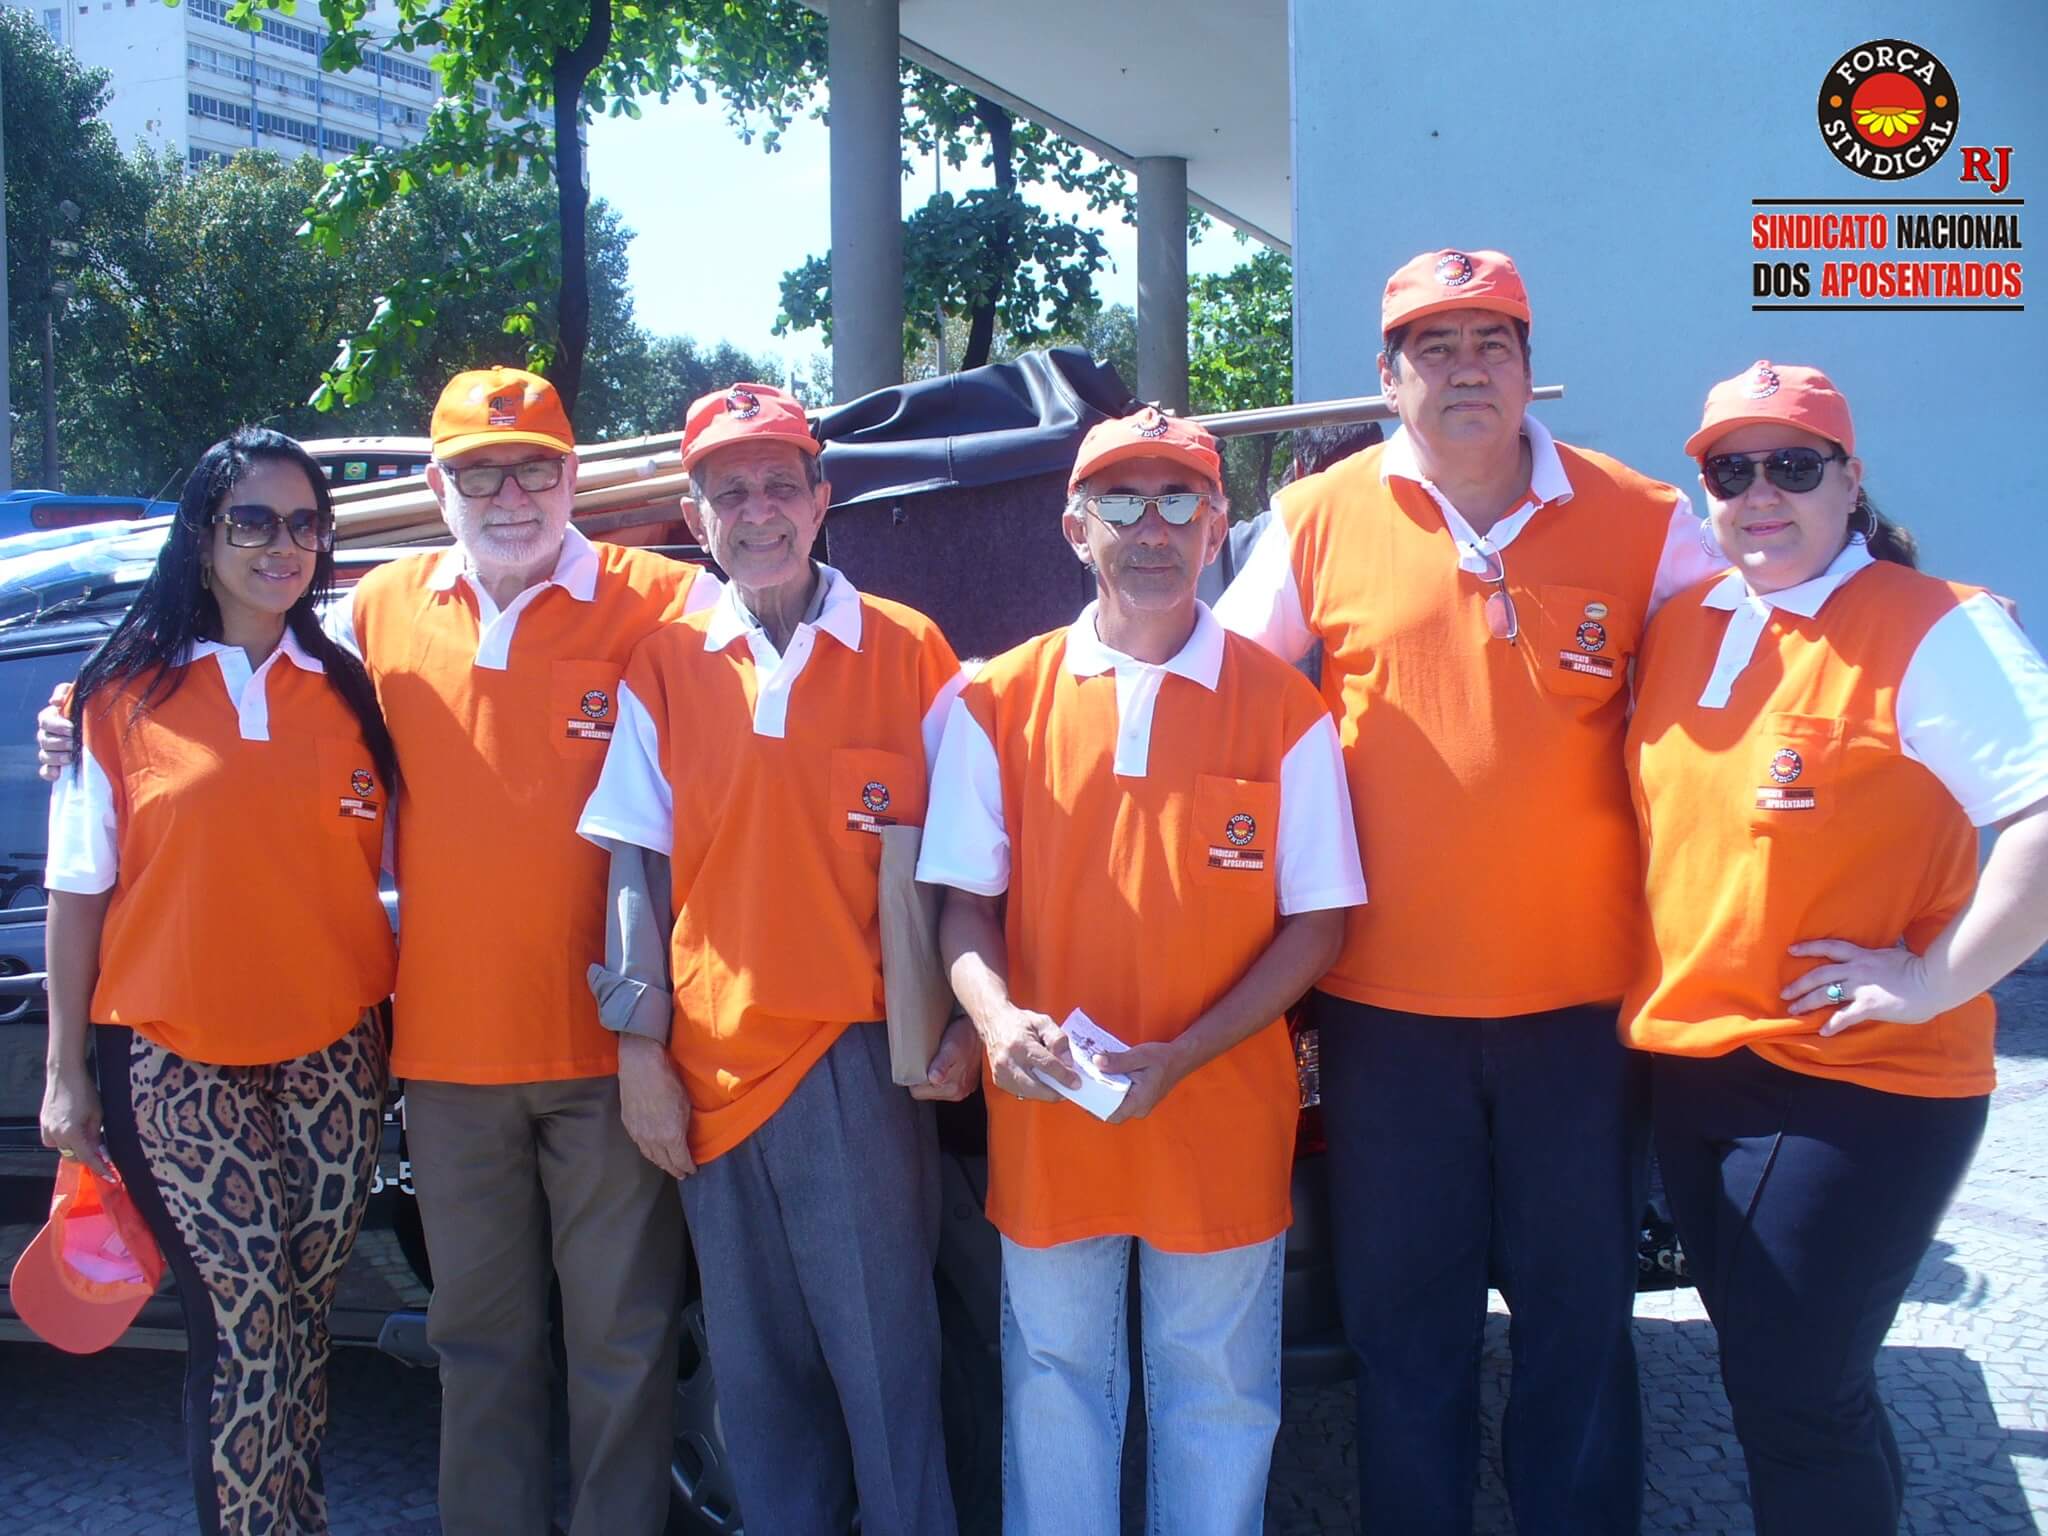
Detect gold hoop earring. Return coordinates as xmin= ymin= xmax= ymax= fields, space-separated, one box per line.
xmin=200 ymin=564 xmax=212 ymax=590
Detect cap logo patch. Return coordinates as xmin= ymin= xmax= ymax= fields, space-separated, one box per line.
xmin=1745 ymin=362 xmax=1782 ymax=399
xmin=1435 ymin=251 xmax=1476 ymax=288
xmin=350 ymin=769 xmax=374 ymax=797
xmin=1769 ymin=747 xmax=1803 ymax=783
xmin=1136 ymin=411 xmax=1171 ymax=439
xmin=726 ymin=387 xmax=762 ymax=419
xmin=1224 ymin=812 xmax=1257 ymax=847
xmin=1576 ymin=620 xmax=1608 ymax=653
xmin=580 ymin=689 xmax=610 ymax=720
xmin=487 ymin=393 xmax=519 ymax=427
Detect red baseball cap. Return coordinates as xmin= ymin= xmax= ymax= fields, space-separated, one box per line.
xmin=680 ymin=383 xmax=819 ymax=473
xmin=1381 ymin=248 xmax=1532 ymax=335
xmin=431 ymin=368 xmax=576 ymax=460
xmin=1684 ymin=360 xmax=1856 ymax=458
xmin=1068 ymin=407 xmax=1221 ymax=494
xmin=10 ymin=1160 xmax=164 ymax=1354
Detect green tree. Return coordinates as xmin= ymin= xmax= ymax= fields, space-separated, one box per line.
xmin=1 ymin=11 xmax=150 ymax=486
xmin=605 ymin=333 xmax=790 ymax=439
xmin=48 ymin=150 xmax=652 ymax=493
xmin=1187 ymin=247 xmax=1292 ymax=508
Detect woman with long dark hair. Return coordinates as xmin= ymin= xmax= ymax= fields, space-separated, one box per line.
xmin=1625 ymin=363 xmax=2048 ymax=1534
xmin=38 ymin=428 xmax=401 ymax=1535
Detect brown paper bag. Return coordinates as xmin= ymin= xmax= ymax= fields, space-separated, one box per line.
xmin=878 ymin=824 xmax=953 ymax=1086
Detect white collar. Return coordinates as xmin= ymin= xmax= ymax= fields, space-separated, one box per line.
xmin=1701 ymin=540 xmax=1874 ymax=617
xmin=704 ymin=562 xmax=864 ymax=655
xmin=183 ymin=627 xmax=326 ymax=675
xmin=427 ymin=523 xmax=601 ymax=604
xmin=1064 ymin=600 xmax=1225 ymax=692
xmin=1380 ymin=412 xmax=1575 ymax=509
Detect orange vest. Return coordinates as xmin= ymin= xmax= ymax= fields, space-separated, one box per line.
xmin=968 ymin=628 xmax=1333 ymax=1251
xmin=1624 ymin=562 xmax=1993 ymax=1097
xmin=1279 ymin=441 xmax=1674 ymax=1016
xmin=83 ymin=667 xmax=395 ymax=1066
xmin=625 ymin=594 xmax=959 ymax=1162
xmin=351 ymin=545 xmax=705 ymax=1082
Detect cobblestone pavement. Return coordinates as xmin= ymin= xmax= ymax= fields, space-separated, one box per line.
xmin=5 ymin=963 xmax=2045 ymax=1534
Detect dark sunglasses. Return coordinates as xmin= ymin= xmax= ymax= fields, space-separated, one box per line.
xmin=215 ymin=503 xmax=335 ymax=552
xmin=1700 ymin=446 xmax=1846 ymax=499
xmin=1085 ymin=492 xmax=1207 ymax=527
xmin=448 ymin=457 xmax=566 ymax=498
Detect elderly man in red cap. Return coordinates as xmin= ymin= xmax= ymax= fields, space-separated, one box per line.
xmin=578 ymin=382 xmax=974 ymax=1535
xmin=918 ymin=407 xmax=1366 ymax=1535
xmin=1216 ymin=251 xmax=1725 ymax=1534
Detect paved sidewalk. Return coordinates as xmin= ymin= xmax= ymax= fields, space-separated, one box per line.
xmin=4 ymin=962 xmax=2045 ymax=1533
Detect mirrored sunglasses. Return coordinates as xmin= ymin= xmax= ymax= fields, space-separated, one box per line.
xmin=1701 ymin=446 xmax=1846 ymax=499
xmin=448 ymin=457 xmax=566 ymax=498
xmin=1085 ymin=492 xmax=1207 ymax=527
xmin=216 ymin=504 xmax=335 ymax=552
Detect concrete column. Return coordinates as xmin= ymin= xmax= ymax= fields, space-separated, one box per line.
xmin=1135 ymin=155 xmax=1189 ymax=413
xmin=828 ymin=0 xmax=903 ymax=403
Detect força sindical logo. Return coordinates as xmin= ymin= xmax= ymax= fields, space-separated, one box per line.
xmin=1817 ymin=39 xmax=1958 ymax=181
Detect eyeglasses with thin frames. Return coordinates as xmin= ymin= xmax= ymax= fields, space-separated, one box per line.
xmin=1470 ymin=542 xmax=1519 ymax=644
xmin=1084 ymin=492 xmax=1208 ymax=527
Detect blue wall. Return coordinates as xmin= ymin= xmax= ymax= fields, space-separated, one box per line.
xmin=1291 ymin=0 xmax=2046 ymax=620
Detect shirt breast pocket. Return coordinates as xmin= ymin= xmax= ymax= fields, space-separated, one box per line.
xmin=316 ymin=736 xmax=385 ymax=843
xmin=551 ymin=660 xmax=623 ymax=759
xmin=831 ymin=747 xmax=926 ymax=854
xmin=1189 ymin=774 xmax=1280 ymax=897
xmin=1747 ymin=713 xmax=1844 ymax=832
xmin=1535 ymin=584 xmax=1634 ymax=702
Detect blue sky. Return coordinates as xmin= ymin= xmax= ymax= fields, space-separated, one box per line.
xmin=584 ymin=90 xmax=1251 ymax=371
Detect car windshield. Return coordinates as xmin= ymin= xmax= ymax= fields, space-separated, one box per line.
xmin=0 ymin=645 xmax=90 ymax=912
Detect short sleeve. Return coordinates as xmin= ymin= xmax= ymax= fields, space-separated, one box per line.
xmin=680 ymin=566 xmax=723 ymax=617
xmin=576 ymin=677 xmax=675 ymax=855
xmin=916 ymin=623 xmax=967 ymax=779
xmin=1897 ymin=593 xmax=2048 ymax=826
xmin=320 ymin=589 xmax=364 ymax=660
xmin=915 ymin=693 xmax=1009 ymax=897
xmin=1213 ymin=509 xmax=1315 ymax=663
xmin=45 ymin=717 xmax=120 ymax=895
xmin=1646 ymin=490 xmax=1728 ymax=619
xmin=1275 ymin=712 xmax=1367 ymax=915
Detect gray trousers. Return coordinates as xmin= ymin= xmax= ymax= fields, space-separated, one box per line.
xmin=406 ymin=1074 xmax=683 ymax=1536
xmin=681 ymin=1022 xmax=956 ymax=1536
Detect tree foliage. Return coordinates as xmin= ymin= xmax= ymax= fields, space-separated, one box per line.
xmin=1 ymin=12 xmax=151 ymax=485
xmin=38 ymin=150 xmax=672 ymax=493
xmin=1187 ymin=247 xmax=1294 ymax=509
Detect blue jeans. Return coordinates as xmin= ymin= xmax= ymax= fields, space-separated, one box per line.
xmin=999 ymin=1231 xmax=1284 ymax=1536
xmin=1317 ymin=993 xmax=1647 ymax=1535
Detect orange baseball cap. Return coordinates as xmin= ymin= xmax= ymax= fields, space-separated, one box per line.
xmin=431 ymin=367 xmax=576 ymax=460
xmin=1684 ymin=360 xmax=1856 ymax=458
xmin=1381 ymin=248 xmax=1532 ymax=335
xmin=1068 ymin=407 xmax=1221 ymax=494
xmin=10 ymin=1160 xmax=164 ymax=1354
xmin=680 ymin=383 xmax=820 ymax=473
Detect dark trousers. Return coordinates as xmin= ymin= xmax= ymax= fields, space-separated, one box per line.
xmin=405 ymin=1074 xmax=683 ymax=1536
xmin=680 ymin=1021 xmax=955 ymax=1536
xmin=1316 ymin=993 xmax=1647 ymax=1536
xmin=1652 ymin=1049 xmax=1988 ymax=1536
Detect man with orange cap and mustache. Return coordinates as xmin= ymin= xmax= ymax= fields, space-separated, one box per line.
xmin=1217 ymin=249 xmax=1724 ymax=1534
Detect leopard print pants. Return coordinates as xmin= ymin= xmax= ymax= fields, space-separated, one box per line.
xmin=98 ymin=1011 xmax=388 ymax=1536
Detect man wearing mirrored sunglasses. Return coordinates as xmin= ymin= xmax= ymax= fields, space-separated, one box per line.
xmin=1215 ymin=249 xmax=1724 ymax=1536
xmin=920 ymin=407 xmax=1366 ymax=1533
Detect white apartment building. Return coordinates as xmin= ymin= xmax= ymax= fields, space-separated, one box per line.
xmin=12 ymin=0 xmax=527 ymax=166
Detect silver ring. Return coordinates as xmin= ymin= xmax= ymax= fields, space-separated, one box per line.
xmin=57 ymin=1148 xmax=79 ymax=1160
xmin=1826 ymin=982 xmax=1846 ymax=1002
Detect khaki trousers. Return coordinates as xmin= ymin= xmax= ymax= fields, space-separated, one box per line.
xmin=406 ymin=1073 xmax=682 ymax=1536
